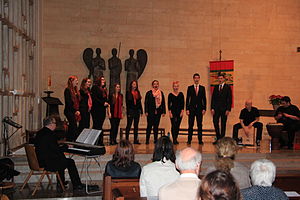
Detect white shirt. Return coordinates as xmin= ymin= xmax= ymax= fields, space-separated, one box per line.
xmin=139 ymin=159 xmax=180 ymax=198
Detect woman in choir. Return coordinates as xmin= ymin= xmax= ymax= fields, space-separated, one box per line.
xmin=168 ymin=81 xmax=184 ymax=144
xmin=144 ymin=80 xmax=166 ymax=144
xmin=64 ymin=75 xmax=81 ymax=141
xmin=125 ymin=80 xmax=143 ymax=144
xmin=109 ymin=83 xmax=123 ymax=145
xmin=78 ymin=78 xmax=92 ymax=133
xmin=91 ymin=76 xmax=109 ymax=146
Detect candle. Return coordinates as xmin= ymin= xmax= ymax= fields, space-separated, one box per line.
xmin=47 ymin=75 xmax=51 ymax=91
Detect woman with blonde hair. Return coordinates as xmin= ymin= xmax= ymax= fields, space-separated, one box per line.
xmin=205 ymin=137 xmax=251 ymax=189
xmin=64 ymin=75 xmax=81 ymax=141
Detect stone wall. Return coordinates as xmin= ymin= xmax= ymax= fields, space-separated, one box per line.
xmin=40 ymin=0 xmax=300 ymax=137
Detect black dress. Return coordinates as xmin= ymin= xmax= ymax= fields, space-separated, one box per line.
xmin=168 ymin=92 xmax=184 ymax=144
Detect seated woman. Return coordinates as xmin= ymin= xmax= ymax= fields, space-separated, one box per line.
xmin=104 ymin=140 xmax=141 ymax=178
xmin=199 ymin=170 xmax=241 ymax=200
xmin=140 ymin=136 xmax=180 ymax=199
xmin=241 ymin=159 xmax=288 ymax=200
xmin=205 ymin=137 xmax=251 ymax=189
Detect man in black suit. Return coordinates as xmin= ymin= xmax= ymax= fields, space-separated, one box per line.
xmin=186 ymin=73 xmax=207 ymax=144
xmin=34 ymin=116 xmax=84 ymax=191
xmin=211 ymin=73 xmax=232 ymax=143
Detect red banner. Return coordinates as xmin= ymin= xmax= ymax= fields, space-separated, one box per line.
xmin=210 ymin=60 xmax=234 ymax=107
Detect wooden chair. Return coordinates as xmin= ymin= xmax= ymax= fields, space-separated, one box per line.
xmin=20 ymin=144 xmax=65 ymax=195
xmin=103 ymin=176 xmax=140 ymax=200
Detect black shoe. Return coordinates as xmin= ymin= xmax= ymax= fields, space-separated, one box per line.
xmin=198 ymin=141 xmax=204 ymax=145
xmin=134 ymin=141 xmax=141 ymax=144
xmin=187 ymin=141 xmax=191 ymax=145
xmin=114 ymin=141 xmax=118 ymax=145
xmin=146 ymin=141 xmax=149 ymax=144
xmin=213 ymin=141 xmax=218 ymax=145
xmin=175 ymin=141 xmax=179 ymax=145
xmin=73 ymin=184 xmax=85 ymax=192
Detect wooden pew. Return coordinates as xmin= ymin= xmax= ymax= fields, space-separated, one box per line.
xmin=103 ymin=176 xmax=140 ymax=200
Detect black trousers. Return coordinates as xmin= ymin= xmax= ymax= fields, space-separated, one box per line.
xmin=146 ymin=114 xmax=161 ymax=143
xmin=188 ymin=110 xmax=203 ymax=143
xmin=232 ymin=122 xmax=263 ymax=141
xmin=125 ymin=113 xmax=140 ymax=142
xmin=65 ymin=112 xmax=78 ymax=142
xmin=171 ymin=114 xmax=182 ymax=143
xmin=109 ymin=118 xmax=120 ymax=143
xmin=213 ymin=110 xmax=227 ymax=140
xmin=91 ymin=110 xmax=105 ymax=145
xmin=284 ymin=121 xmax=300 ymax=148
xmin=57 ymin=158 xmax=81 ymax=187
xmin=78 ymin=111 xmax=90 ymax=133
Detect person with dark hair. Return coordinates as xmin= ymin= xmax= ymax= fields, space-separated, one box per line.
xmin=144 ymin=80 xmax=166 ymax=144
xmin=274 ymin=96 xmax=300 ymax=149
xmin=232 ymin=100 xmax=263 ymax=146
xmin=199 ymin=170 xmax=241 ymax=200
xmin=159 ymin=147 xmax=202 ymax=200
xmin=104 ymin=140 xmax=141 ymax=178
xmin=78 ymin=78 xmax=92 ymax=133
xmin=211 ymin=73 xmax=232 ymax=143
xmin=140 ymin=136 xmax=179 ymax=198
xmin=205 ymin=137 xmax=250 ymax=189
xmin=125 ymin=80 xmax=143 ymax=144
xmin=186 ymin=73 xmax=207 ymax=145
xmin=64 ymin=75 xmax=81 ymax=141
xmin=34 ymin=116 xmax=84 ymax=191
xmin=168 ymin=81 xmax=184 ymax=144
xmin=109 ymin=83 xmax=123 ymax=145
xmin=91 ymin=76 xmax=109 ymax=146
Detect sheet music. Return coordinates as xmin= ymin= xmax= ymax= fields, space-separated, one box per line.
xmin=76 ymin=129 xmax=90 ymax=143
xmin=75 ymin=129 xmax=101 ymax=145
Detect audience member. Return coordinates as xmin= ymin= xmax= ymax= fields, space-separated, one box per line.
xmin=159 ymin=147 xmax=202 ymax=200
xmin=104 ymin=140 xmax=141 ymax=178
xmin=199 ymin=170 xmax=241 ymax=200
xmin=205 ymin=137 xmax=251 ymax=189
xmin=241 ymin=159 xmax=288 ymax=200
xmin=140 ymin=136 xmax=179 ymax=199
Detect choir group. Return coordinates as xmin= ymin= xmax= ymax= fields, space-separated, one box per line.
xmin=63 ymin=73 xmax=232 ymax=146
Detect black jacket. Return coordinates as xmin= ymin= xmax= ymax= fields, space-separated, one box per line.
xmin=211 ymin=83 xmax=232 ymax=111
xmin=79 ymin=89 xmax=91 ymax=113
xmin=64 ymin=88 xmax=78 ymax=115
xmin=34 ymin=127 xmax=67 ymax=171
xmin=126 ymin=91 xmax=143 ymax=116
xmin=91 ymin=85 xmax=108 ymax=113
xmin=144 ymin=90 xmax=166 ymax=115
xmin=186 ymin=85 xmax=207 ymax=112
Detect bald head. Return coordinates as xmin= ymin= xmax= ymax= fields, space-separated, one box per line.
xmin=245 ymin=99 xmax=252 ymax=110
xmin=175 ymin=147 xmax=202 ymax=173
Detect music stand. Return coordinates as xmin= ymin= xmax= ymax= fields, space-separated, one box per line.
xmin=2 ymin=117 xmax=22 ymax=156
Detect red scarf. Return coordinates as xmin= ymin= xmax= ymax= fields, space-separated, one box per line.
xmin=87 ymin=91 xmax=92 ymax=112
xmin=113 ymin=94 xmax=123 ymax=119
xmin=131 ymin=90 xmax=139 ymax=105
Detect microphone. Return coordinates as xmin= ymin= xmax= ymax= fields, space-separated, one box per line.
xmin=2 ymin=117 xmax=22 ymax=128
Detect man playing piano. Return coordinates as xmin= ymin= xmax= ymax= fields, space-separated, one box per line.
xmin=34 ymin=116 xmax=84 ymax=191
